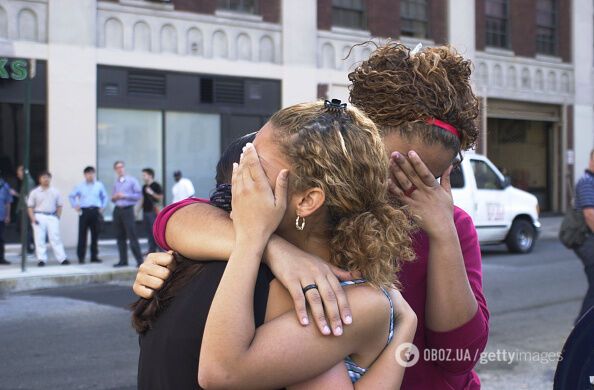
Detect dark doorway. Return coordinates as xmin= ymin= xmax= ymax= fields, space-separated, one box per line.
xmin=487 ymin=118 xmax=554 ymax=211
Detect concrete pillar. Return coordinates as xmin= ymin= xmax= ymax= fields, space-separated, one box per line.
xmin=447 ymin=0 xmax=480 ymax=154
xmin=47 ymin=0 xmax=97 ymax=247
xmin=572 ymin=0 xmax=594 ymax=183
xmin=280 ymin=0 xmax=318 ymax=105
xmin=447 ymin=0 xmax=476 ymax=62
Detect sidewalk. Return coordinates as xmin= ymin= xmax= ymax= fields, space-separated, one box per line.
xmin=0 ymin=217 xmax=563 ymax=294
xmin=0 ymin=240 xmax=148 ymax=294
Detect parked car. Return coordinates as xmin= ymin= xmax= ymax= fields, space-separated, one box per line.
xmin=451 ymin=154 xmax=541 ymax=253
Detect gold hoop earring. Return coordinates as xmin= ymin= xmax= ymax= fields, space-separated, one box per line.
xmin=295 ymin=215 xmax=306 ymax=231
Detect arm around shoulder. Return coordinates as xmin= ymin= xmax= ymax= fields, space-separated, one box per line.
xmin=165 ymin=201 xmax=235 ymax=260
xmin=199 ymin=286 xmax=392 ymax=390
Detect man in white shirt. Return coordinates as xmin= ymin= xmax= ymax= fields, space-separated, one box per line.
xmin=27 ymin=171 xmax=68 ymax=266
xmin=171 ymin=170 xmax=195 ymax=204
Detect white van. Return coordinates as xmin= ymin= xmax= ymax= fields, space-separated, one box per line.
xmin=451 ymin=154 xmax=541 ymax=253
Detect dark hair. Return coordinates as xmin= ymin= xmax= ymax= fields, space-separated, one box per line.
xmin=83 ymin=166 xmax=95 ymax=174
xmin=113 ymin=160 xmax=124 ymax=169
xmin=131 ymin=132 xmax=257 ymax=334
xmin=215 ymin=132 xmax=257 ymax=185
xmin=39 ymin=171 xmax=52 ymax=179
xmin=142 ymin=168 xmax=155 ymax=178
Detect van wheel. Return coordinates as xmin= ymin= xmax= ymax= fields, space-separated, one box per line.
xmin=506 ymin=219 xmax=536 ymax=254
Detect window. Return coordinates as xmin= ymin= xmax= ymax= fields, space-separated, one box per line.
xmin=485 ymin=0 xmax=509 ymax=48
xmin=471 ymin=160 xmax=503 ymax=190
xmin=165 ymin=112 xmax=221 ymax=204
xmin=536 ymin=0 xmax=557 ymax=55
xmin=332 ymin=0 xmax=367 ymax=30
xmin=217 ymin=0 xmax=258 ymax=14
xmin=400 ymin=0 xmax=429 ymax=39
xmin=97 ymin=108 xmax=163 ymax=220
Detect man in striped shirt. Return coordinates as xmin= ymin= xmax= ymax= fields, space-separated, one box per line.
xmin=575 ymin=149 xmax=594 ymax=320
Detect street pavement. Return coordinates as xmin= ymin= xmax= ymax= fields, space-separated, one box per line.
xmin=477 ymin=238 xmax=585 ymax=389
xmin=0 ymin=218 xmax=588 ymax=390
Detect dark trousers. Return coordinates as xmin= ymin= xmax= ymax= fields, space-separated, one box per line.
xmin=0 ymin=220 xmax=5 ymax=260
xmin=77 ymin=208 xmax=100 ymax=262
xmin=575 ymin=234 xmax=594 ymax=321
xmin=143 ymin=210 xmax=158 ymax=253
xmin=113 ymin=206 xmax=142 ymax=265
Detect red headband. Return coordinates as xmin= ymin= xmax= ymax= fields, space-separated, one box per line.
xmin=426 ymin=118 xmax=460 ymax=139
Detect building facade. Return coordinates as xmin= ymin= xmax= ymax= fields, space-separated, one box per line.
xmin=0 ymin=0 xmax=592 ymax=245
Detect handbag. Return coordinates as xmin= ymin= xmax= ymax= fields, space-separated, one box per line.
xmin=559 ymin=207 xmax=590 ymax=249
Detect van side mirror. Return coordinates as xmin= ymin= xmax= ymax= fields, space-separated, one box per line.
xmin=502 ymin=176 xmax=512 ymax=188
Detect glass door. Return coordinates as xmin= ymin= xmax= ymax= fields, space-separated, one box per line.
xmin=165 ymin=112 xmax=221 ymax=204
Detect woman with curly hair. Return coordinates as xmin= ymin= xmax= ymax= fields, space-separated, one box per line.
xmin=135 ymin=43 xmax=489 ymax=389
xmin=134 ymin=101 xmax=417 ymax=389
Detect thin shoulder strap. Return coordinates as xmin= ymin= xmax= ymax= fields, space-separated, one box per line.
xmin=339 ymin=279 xmax=368 ymax=287
xmin=380 ymin=288 xmax=395 ymax=345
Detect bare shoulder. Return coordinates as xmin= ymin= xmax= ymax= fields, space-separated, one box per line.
xmin=344 ymin=284 xmax=391 ymax=325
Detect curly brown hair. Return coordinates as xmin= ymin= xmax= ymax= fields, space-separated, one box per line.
xmin=348 ymin=41 xmax=480 ymax=152
xmin=269 ymin=101 xmax=415 ymax=289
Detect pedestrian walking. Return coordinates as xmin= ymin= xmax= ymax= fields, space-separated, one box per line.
xmin=574 ymin=149 xmax=594 ymax=320
xmin=171 ymin=170 xmax=195 ymax=203
xmin=141 ymin=168 xmax=163 ymax=254
xmin=10 ymin=165 xmax=35 ymax=254
xmin=69 ymin=166 xmax=108 ymax=264
xmin=111 ymin=161 xmax=143 ymax=267
xmin=27 ymin=171 xmax=69 ymax=266
xmin=0 ymin=170 xmax=12 ymax=265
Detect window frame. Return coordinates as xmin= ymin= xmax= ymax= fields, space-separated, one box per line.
xmin=535 ymin=0 xmax=558 ymax=56
xmin=485 ymin=0 xmax=510 ymax=49
xmin=400 ymin=0 xmax=430 ymax=39
xmin=331 ymin=0 xmax=367 ymax=31
xmin=216 ymin=0 xmax=259 ymax=14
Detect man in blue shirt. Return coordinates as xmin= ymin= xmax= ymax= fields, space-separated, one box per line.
xmin=69 ymin=166 xmax=108 ymax=264
xmin=0 ymin=170 xmax=13 ymax=265
xmin=111 ymin=160 xmax=143 ymax=267
xmin=575 ymin=149 xmax=594 ymax=320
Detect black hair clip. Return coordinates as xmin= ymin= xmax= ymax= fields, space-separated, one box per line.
xmin=324 ymin=99 xmax=347 ymax=113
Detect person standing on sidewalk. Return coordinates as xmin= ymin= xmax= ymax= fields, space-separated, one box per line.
xmin=141 ymin=168 xmax=163 ymax=255
xmin=10 ymin=165 xmax=35 ymax=254
xmin=112 ymin=161 xmax=143 ymax=267
xmin=27 ymin=171 xmax=69 ymax=267
xmin=171 ymin=170 xmax=194 ymax=204
xmin=69 ymin=166 xmax=108 ymax=264
xmin=574 ymin=149 xmax=594 ymax=320
xmin=0 ymin=170 xmax=13 ymax=265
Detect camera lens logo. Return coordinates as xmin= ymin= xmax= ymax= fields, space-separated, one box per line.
xmin=395 ymin=343 xmax=420 ymax=367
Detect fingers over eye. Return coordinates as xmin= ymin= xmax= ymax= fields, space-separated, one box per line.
xmin=389 ymin=159 xmax=414 ymax=191
xmin=407 ymin=151 xmax=438 ymax=187
xmin=242 ymin=143 xmax=269 ymax=184
xmin=394 ymin=152 xmax=424 ymax=188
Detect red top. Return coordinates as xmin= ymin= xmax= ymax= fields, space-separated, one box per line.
xmin=154 ymin=200 xmax=489 ymax=390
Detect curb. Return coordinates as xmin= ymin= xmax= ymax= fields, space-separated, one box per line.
xmin=0 ymin=268 xmax=137 ymax=294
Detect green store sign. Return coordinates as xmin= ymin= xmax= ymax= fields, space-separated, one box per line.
xmin=0 ymin=58 xmax=28 ymax=80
